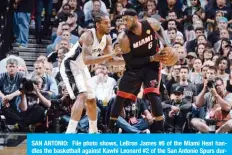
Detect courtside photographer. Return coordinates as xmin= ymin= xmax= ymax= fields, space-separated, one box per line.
xmin=191 ymin=75 xmax=232 ymax=133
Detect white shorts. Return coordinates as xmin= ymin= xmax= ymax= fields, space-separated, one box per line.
xmin=70 ymin=62 xmax=95 ymax=99
xmin=60 ymin=58 xmax=95 ymax=100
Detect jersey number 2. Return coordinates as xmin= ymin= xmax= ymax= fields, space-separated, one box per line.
xmin=148 ymin=42 xmax=153 ymax=49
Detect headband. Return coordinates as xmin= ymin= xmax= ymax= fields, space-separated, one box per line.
xmin=122 ymin=9 xmax=138 ymax=17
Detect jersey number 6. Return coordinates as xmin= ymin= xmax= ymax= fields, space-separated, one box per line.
xmin=148 ymin=42 xmax=153 ymax=49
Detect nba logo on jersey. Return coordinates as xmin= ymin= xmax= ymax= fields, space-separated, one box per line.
xmin=146 ymin=30 xmax=150 ymax=34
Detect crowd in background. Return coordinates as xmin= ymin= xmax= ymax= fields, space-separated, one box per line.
xmin=1 ymin=0 xmax=232 ymax=133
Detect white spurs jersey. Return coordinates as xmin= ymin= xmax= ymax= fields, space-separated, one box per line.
xmin=62 ymin=28 xmax=108 ymax=69
xmin=89 ymin=28 xmax=107 ymax=57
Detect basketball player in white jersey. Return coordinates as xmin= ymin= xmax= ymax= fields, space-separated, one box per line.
xmin=60 ymin=12 xmax=120 ymax=133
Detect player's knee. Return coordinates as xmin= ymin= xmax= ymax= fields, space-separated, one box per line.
xmin=86 ymin=98 xmax=96 ymax=105
xmin=78 ymin=93 xmax=87 ymax=101
xmin=72 ymin=101 xmax=84 ymax=112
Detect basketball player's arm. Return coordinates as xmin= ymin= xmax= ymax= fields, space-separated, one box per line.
xmin=118 ymin=32 xmax=162 ymax=66
xmin=104 ymin=35 xmax=125 ymax=66
xmin=81 ymin=32 xmax=115 ymax=65
xmin=147 ymin=18 xmax=170 ymax=46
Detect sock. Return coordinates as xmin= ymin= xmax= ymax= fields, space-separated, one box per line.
xmin=66 ymin=119 xmax=78 ymax=134
xmin=89 ymin=120 xmax=98 ymax=133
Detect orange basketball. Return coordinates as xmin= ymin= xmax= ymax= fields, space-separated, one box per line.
xmin=160 ymin=47 xmax=179 ymax=66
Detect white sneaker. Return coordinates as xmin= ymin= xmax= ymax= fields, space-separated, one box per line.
xmin=141 ymin=129 xmax=150 ymax=134
xmin=118 ymin=128 xmax=122 ymax=133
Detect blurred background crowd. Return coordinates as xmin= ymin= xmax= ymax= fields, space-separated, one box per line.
xmin=0 ymin=0 xmax=232 ymax=134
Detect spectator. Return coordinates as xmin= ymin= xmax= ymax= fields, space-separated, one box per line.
xmin=67 ymin=12 xmax=84 ymax=37
xmin=202 ymin=65 xmax=209 ymax=78
xmin=195 ymin=43 xmax=206 ymax=60
xmin=0 ymin=54 xmax=27 ymax=74
xmin=173 ymin=42 xmax=182 ymax=49
xmin=68 ymin=0 xmax=85 ymax=27
xmin=161 ymin=66 xmax=172 ymax=85
xmin=54 ymin=3 xmax=71 ymax=28
xmin=190 ymin=58 xmax=203 ymax=93
xmin=111 ymin=2 xmax=124 ymax=20
xmin=18 ymin=65 xmax=28 ymax=77
xmin=192 ymin=14 xmax=204 ymax=30
xmin=196 ymin=34 xmax=208 ymax=46
xmin=212 ymin=54 xmax=220 ymax=65
xmin=138 ymin=0 xmax=161 ymax=21
xmin=17 ymin=75 xmax=51 ymax=131
xmin=53 ymin=47 xmax=70 ymax=81
xmin=48 ymin=30 xmax=78 ymax=54
xmin=116 ymin=0 xmax=134 ymax=9
xmin=184 ymin=0 xmax=205 ymax=29
xmin=134 ymin=0 xmax=146 ymax=14
xmin=208 ymin=17 xmax=229 ymax=46
xmin=37 ymin=55 xmax=48 ymax=63
xmin=110 ymin=15 xmax=123 ymax=39
xmin=186 ymin=27 xmax=204 ymax=52
xmin=30 ymin=60 xmax=58 ymax=98
xmin=191 ymin=77 xmax=232 ymax=133
xmin=175 ymin=35 xmax=185 ymax=45
xmin=48 ymin=46 xmax=69 ymax=65
xmin=0 ymin=58 xmax=24 ymax=112
xmin=206 ymin=10 xmax=223 ymax=33
xmin=13 ymin=0 xmax=34 ymax=48
xmin=206 ymin=0 xmax=232 ymax=26
xmin=166 ymin=64 xmax=181 ymax=95
xmin=218 ymin=38 xmax=231 ymax=56
xmin=55 ymin=22 xmax=71 ymax=42
xmin=162 ymin=86 xmax=192 ymax=133
xmin=90 ymin=64 xmax=117 ymax=105
xmin=167 ymin=28 xmax=177 ymax=45
xmin=35 ymin=0 xmax=53 ymax=43
xmin=228 ymin=50 xmax=232 ymax=63
xmin=164 ymin=19 xmax=183 ymax=37
xmin=203 ymin=48 xmax=214 ymax=62
xmin=214 ymin=29 xmax=231 ymax=52
xmin=44 ymin=62 xmax=53 ymax=76
xmin=84 ymin=0 xmax=108 ymax=20
xmin=171 ymin=66 xmax=197 ymax=103
xmin=186 ymin=52 xmax=197 ymax=74
xmin=177 ymin=47 xmax=188 ymax=66
xmin=106 ymin=87 xmax=152 ymax=133
xmin=159 ymin=0 xmax=183 ymax=23
xmin=85 ymin=0 xmax=103 ymax=22
xmin=161 ymin=11 xmax=184 ymax=32
xmin=216 ymin=57 xmax=229 ymax=85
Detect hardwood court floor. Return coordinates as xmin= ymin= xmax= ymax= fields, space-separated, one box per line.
xmin=0 ymin=134 xmax=27 ymax=155
xmin=1 ymin=143 xmax=26 ymax=155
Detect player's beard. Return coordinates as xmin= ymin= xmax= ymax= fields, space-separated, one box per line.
xmin=130 ymin=22 xmax=137 ymax=31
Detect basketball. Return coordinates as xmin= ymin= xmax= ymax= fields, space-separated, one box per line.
xmin=160 ymin=47 xmax=179 ymax=66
